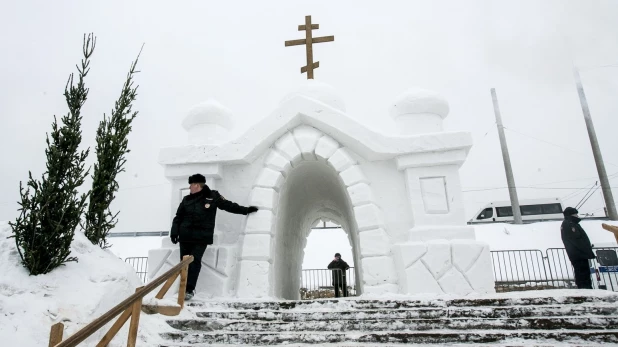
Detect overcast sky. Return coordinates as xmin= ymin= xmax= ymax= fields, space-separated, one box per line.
xmin=1 ymin=0 xmax=617 ymax=238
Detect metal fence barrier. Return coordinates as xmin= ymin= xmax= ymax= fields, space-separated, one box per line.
xmin=492 ymin=247 xmax=618 ymax=292
xmin=300 ymin=268 xmax=357 ymax=299
xmin=125 ymin=257 xmax=148 ymax=283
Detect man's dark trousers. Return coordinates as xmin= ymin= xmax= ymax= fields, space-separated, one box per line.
xmin=179 ymin=242 xmax=208 ymax=292
xmin=572 ymin=259 xmax=593 ymax=289
xmin=334 ymin=275 xmax=348 ymax=298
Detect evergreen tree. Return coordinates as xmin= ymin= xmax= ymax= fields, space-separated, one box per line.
xmin=9 ymin=34 xmax=95 ymax=275
xmin=84 ymin=47 xmax=142 ymax=248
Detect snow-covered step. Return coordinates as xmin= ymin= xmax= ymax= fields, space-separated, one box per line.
xmin=190 ymin=304 xmax=618 ymax=321
xmin=166 ymin=316 xmax=618 ymax=332
xmin=186 ymin=294 xmax=618 ymax=312
xmin=159 ymin=329 xmax=618 ymax=345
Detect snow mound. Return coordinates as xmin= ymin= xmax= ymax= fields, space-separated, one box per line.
xmin=0 ymin=221 xmax=167 ymax=346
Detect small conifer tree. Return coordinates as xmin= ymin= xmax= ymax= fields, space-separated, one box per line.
xmin=9 ymin=34 xmax=95 ymax=275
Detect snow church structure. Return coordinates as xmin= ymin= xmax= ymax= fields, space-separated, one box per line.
xmin=149 ymin=80 xmax=496 ymax=299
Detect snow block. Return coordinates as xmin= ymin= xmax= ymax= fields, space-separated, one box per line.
xmin=403 ymin=261 xmax=444 ymax=294
xmin=314 ymin=135 xmax=339 ymax=160
xmin=438 ymin=267 xmax=473 ymax=295
xmin=147 ymin=248 xmax=172 ymax=280
xmin=203 ymin=246 xmax=218 ymax=268
xmin=347 ymin=183 xmax=373 ymax=206
xmin=340 ymin=165 xmax=369 ymax=187
xmin=362 ymin=256 xmax=398 ymax=285
xmin=244 ymin=210 xmax=273 ymax=234
xmin=249 ymin=187 xmax=279 ymax=211
xmin=452 ymin=240 xmax=485 ymax=273
xmin=293 ymin=125 xmax=322 ymax=161
xmin=422 ymin=240 xmax=452 ymax=280
xmin=327 ymin=147 xmax=356 ymax=172
xmin=241 ymin=234 xmax=272 ymax=261
xmin=196 ymin=266 xmax=226 ymax=297
xmin=274 ymin=132 xmax=302 ymax=166
xmin=392 ymin=242 xmax=427 ymax=270
xmin=464 ymin=243 xmax=496 ymax=294
xmin=216 ymin=246 xmax=235 ymax=275
xmin=353 ymin=204 xmax=384 ymax=231
xmin=255 ymin=168 xmax=284 ymax=191
xmin=359 ymin=228 xmax=390 ymax=257
xmin=236 ymin=260 xmax=270 ymax=298
xmin=363 ymin=283 xmax=399 ymax=295
xmin=264 ymin=149 xmax=291 ymax=174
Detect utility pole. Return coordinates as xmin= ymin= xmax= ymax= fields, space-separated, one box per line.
xmin=491 ymin=88 xmax=523 ymax=224
xmin=573 ymin=68 xmax=618 ymax=220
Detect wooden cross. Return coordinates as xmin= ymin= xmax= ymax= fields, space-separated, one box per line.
xmin=285 ymin=15 xmax=334 ymax=79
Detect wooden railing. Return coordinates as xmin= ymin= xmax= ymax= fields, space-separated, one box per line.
xmin=48 ymin=255 xmax=194 ymax=347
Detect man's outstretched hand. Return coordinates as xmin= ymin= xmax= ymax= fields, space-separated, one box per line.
xmin=171 ymin=235 xmax=179 ymax=244
xmin=248 ymin=206 xmax=259 ymax=214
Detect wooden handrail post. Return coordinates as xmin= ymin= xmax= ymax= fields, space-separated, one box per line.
xmin=127 ymin=286 xmax=144 ymax=347
xmin=49 ymin=322 xmax=64 ymax=347
xmin=177 ymin=255 xmax=190 ymax=308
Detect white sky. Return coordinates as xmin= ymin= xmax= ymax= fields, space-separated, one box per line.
xmin=1 ymin=0 xmax=618 ymax=239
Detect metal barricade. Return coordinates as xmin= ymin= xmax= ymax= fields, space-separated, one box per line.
xmin=545 ymin=248 xmax=576 ymax=288
xmin=124 ymin=257 xmax=148 ymax=283
xmin=490 ymin=250 xmax=552 ymax=292
xmin=300 ymin=267 xmax=356 ymax=299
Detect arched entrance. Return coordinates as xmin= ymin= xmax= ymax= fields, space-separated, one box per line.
xmin=236 ymin=125 xmax=395 ymax=298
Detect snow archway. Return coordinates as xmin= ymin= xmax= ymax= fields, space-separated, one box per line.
xmin=236 ymin=125 xmax=397 ymax=298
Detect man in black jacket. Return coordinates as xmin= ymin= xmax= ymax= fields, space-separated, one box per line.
xmin=327 ymin=253 xmax=350 ymax=298
xmin=170 ymin=174 xmax=258 ymax=300
xmin=560 ymin=207 xmax=595 ymax=289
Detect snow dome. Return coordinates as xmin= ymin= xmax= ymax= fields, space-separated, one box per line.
xmin=389 ymin=88 xmax=449 ymax=135
xmin=281 ymin=79 xmax=346 ymax=112
xmin=182 ymin=100 xmax=235 ymax=145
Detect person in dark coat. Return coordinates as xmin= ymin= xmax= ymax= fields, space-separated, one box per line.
xmin=170 ymin=173 xmax=258 ymax=300
xmin=560 ymin=207 xmax=595 ymax=289
xmin=327 ymin=253 xmax=350 ymax=298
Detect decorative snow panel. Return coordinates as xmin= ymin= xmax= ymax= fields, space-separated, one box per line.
xmin=359 ymin=228 xmax=390 ymax=257
xmin=264 ymin=149 xmax=292 ymax=174
xmin=274 ymin=132 xmax=302 ymax=165
xmin=353 ymin=204 xmax=384 ymax=231
xmin=438 ymin=267 xmax=473 ymax=295
xmin=244 ymin=210 xmax=274 ymax=234
xmin=420 ymin=176 xmax=449 ymax=214
xmin=422 ymin=240 xmax=452 ymax=280
xmin=452 ymin=240 xmax=485 ymax=273
xmin=249 ymin=187 xmax=279 ymax=211
xmin=146 ymin=248 xmax=172 ymax=281
xmin=327 ymin=148 xmax=355 ymax=172
xmin=392 ymin=242 xmax=427 ymax=269
xmin=403 ymin=261 xmax=444 ymax=294
xmin=255 ymin=168 xmax=284 ymax=191
xmin=293 ymin=125 xmax=322 ymax=161
xmin=347 ymin=183 xmax=373 ymax=206
xmin=203 ymin=246 xmax=218 ymax=268
xmin=236 ymin=260 xmax=271 ymax=298
xmin=362 ymin=256 xmax=398 ymax=285
xmin=241 ymin=234 xmax=272 ymax=261
xmin=314 ymin=135 xmax=339 ymax=160
xmin=340 ymin=165 xmax=369 ymax=187
xmin=463 ymin=243 xmax=496 ymax=293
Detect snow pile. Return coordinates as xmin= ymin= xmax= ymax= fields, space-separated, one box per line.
xmin=0 ymin=221 xmax=171 ymax=346
xmin=475 ymin=220 xmax=618 ymax=251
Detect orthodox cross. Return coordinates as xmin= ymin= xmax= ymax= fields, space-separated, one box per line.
xmin=284 ymin=15 xmax=334 ymax=79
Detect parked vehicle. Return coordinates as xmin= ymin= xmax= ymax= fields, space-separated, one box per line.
xmin=470 ymin=198 xmax=564 ymax=223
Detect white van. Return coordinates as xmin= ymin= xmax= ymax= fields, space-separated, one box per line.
xmin=470 ymin=198 xmax=564 ymax=223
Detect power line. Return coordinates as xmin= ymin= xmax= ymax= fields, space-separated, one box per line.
xmin=463 ymin=186 xmax=618 ymax=193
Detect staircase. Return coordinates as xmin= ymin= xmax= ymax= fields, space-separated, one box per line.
xmin=159 ymin=291 xmax=618 ymax=346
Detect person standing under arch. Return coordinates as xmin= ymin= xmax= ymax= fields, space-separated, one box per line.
xmin=328 ymin=252 xmax=350 ymax=298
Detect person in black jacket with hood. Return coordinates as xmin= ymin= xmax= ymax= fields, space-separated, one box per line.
xmin=171 ymin=174 xmax=258 ymax=300
xmin=328 ymin=253 xmax=350 ymax=298
xmin=560 ymin=207 xmax=595 ymax=289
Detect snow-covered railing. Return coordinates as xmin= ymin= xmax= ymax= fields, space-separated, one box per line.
xmin=124 ymin=257 xmax=148 ymax=283
xmin=48 ymin=255 xmax=193 ymax=347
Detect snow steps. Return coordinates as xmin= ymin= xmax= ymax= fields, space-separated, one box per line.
xmin=159 ymin=293 xmax=618 ymax=345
